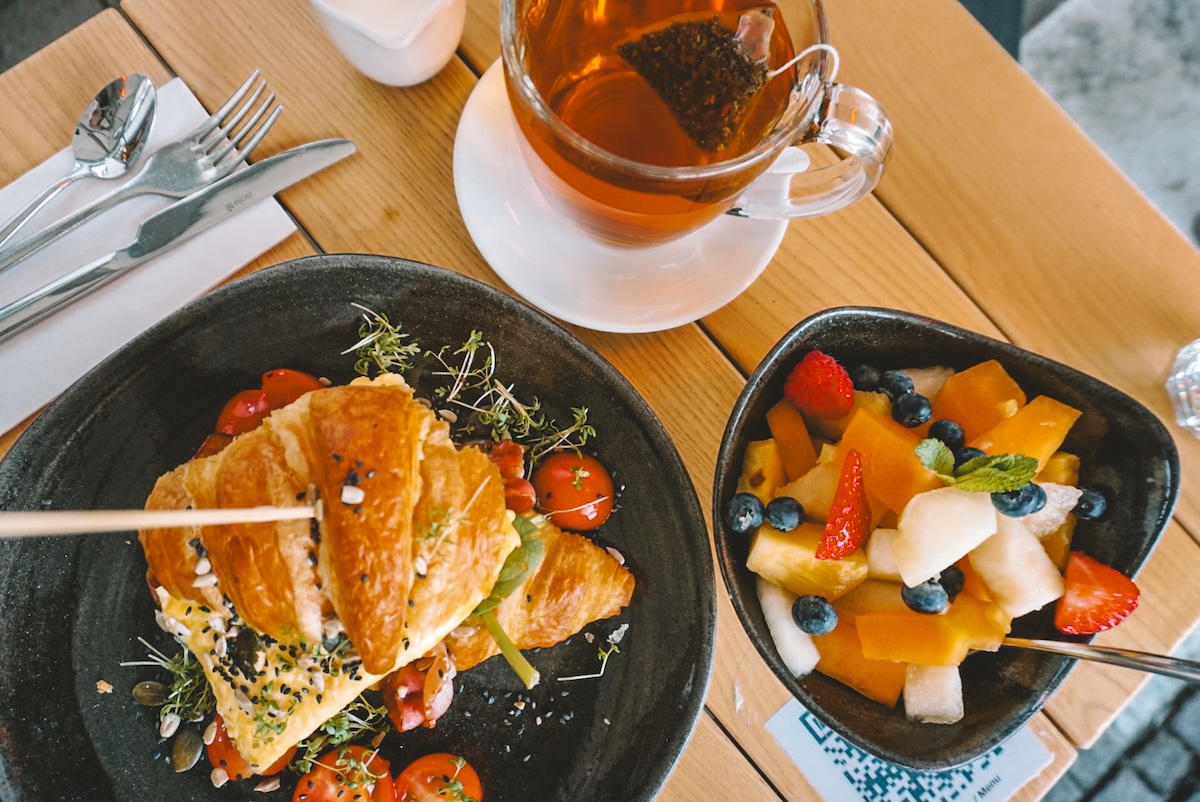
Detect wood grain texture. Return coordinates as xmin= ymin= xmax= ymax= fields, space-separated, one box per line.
xmin=819 ymin=0 xmax=1200 ymax=538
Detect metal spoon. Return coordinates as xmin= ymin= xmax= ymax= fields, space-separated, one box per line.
xmin=0 ymin=73 xmax=157 ymax=249
xmin=1003 ymin=637 xmax=1200 ymax=683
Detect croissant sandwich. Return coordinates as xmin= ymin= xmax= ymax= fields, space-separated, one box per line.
xmin=139 ymin=374 xmax=634 ymax=771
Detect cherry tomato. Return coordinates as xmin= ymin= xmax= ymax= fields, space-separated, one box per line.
xmin=206 ymin=714 xmax=295 ymax=781
xmin=394 ymin=753 xmax=483 ymax=802
xmin=262 ymin=368 xmax=324 ymax=409
xmin=480 ymin=439 xmax=526 ymax=479
xmin=503 ymin=478 xmax=537 ymax=513
xmin=530 ymin=452 xmax=614 ymax=530
xmin=215 ymin=388 xmax=271 ymax=436
xmin=381 ymin=648 xmax=456 ymax=733
xmin=293 ymin=745 xmax=394 ymax=802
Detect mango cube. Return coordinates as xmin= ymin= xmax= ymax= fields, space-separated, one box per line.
xmin=813 ymin=621 xmax=906 ymax=707
xmin=766 ymin=400 xmax=818 ymax=482
xmin=969 ymin=395 xmax=1082 ymax=471
xmin=930 ymin=360 xmax=1027 ymax=442
xmin=838 ymin=407 xmax=943 ymax=513
xmin=747 ymin=522 xmax=868 ymax=600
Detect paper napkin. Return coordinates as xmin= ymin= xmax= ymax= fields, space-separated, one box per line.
xmin=766 ymin=699 xmax=1052 ymax=801
xmin=0 ymin=78 xmax=296 ymax=435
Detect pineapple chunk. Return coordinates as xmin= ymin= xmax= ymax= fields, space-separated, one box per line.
xmin=833 ymin=579 xmax=908 ymax=623
xmin=1037 ymin=451 xmax=1081 ymax=485
xmin=807 ymin=391 xmax=891 ymax=441
xmin=757 ymin=578 xmax=820 ymax=677
xmin=865 ymin=527 xmax=903 ymax=582
xmin=904 ymin=665 xmax=964 ymax=724
xmin=747 ymin=522 xmax=868 ymax=600
xmin=893 ymin=487 xmax=997 ymax=586
xmin=968 ymin=515 xmax=1065 ymax=619
xmin=737 ymin=439 xmax=786 ymax=504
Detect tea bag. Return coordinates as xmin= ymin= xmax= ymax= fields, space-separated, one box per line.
xmin=616 ymin=10 xmax=775 ymax=152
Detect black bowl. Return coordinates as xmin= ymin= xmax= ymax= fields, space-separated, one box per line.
xmin=713 ymin=306 xmax=1179 ymax=769
xmin=0 ymin=254 xmax=715 ymax=801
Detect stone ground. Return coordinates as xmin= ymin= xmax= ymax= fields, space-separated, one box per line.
xmin=2 ymin=0 xmax=1200 ymax=799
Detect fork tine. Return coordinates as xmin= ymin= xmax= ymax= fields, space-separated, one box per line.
xmin=188 ymin=69 xmax=261 ymax=141
xmin=214 ymin=105 xmax=283 ymax=172
xmin=209 ymin=93 xmax=278 ymax=164
xmin=198 ymin=80 xmax=267 ymax=151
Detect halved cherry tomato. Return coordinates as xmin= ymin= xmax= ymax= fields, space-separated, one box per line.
xmin=293 ymin=745 xmax=393 ymax=802
xmin=262 ymin=368 xmax=324 ymax=409
xmin=394 ymin=753 xmax=483 ymax=802
xmin=206 ymin=714 xmax=295 ymax=781
xmin=215 ymin=388 xmax=271 ymax=436
xmin=503 ymin=478 xmax=537 ymax=513
xmin=530 ymin=452 xmax=614 ymax=530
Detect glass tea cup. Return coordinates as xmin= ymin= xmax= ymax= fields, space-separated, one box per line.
xmin=499 ymin=0 xmax=893 ymax=247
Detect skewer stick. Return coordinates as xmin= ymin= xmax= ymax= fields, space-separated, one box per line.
xmin=0 ymin=504 xmax=321 ymax=538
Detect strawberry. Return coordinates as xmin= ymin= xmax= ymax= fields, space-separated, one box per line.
xmin=783 ymin=350 xmax=854 ymax=420
xmin=816 ymin=449 xmax=871 ymax=560
xmin=1054 ymin=551 xmax=1140 ymax=635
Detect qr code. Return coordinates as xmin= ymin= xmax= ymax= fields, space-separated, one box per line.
xmin=798 ymin=710 xmax=998 ymax=802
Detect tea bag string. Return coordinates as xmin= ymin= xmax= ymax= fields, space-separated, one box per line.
xmin=767 ymin=43 xmax=840 ymax=82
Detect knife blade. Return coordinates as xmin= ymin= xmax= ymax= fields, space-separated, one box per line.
xmin=0 ymin=138 xmax=356 ymax=344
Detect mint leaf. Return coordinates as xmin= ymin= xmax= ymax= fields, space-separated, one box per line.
xmin=915 ymin=438 xmax=955 ymax=478
xmin=952 ymin=453 xmax=1038 ymax=493
xmin=915 ymin=439 xmax=1038 ymax=493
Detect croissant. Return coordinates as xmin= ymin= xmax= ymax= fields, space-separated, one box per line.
xmin=141 ymin=376 xmax=517 ymax=768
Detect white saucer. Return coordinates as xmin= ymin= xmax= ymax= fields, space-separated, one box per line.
xmin=453 ymin=61 xmax=790 ymax=334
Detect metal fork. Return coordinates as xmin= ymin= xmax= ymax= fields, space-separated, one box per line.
xmin=0 ymin=70 xmax=282 ymax=276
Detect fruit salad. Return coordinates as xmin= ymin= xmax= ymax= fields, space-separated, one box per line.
xmin=727 ymin=351 xmax=1139 ymax=724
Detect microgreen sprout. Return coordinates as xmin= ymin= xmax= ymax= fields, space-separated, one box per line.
xmin=558 ymin=624 xmax=628 ymax=682
xmin=439 ymin=756 xmax=482 ymax=802
xmin=291 ymin=695 xmax=391 ymax=774
xmin=121 ymin=637 xmax=216 ymax=722
xmin=344 ymin=303 xmax=422 ymax=376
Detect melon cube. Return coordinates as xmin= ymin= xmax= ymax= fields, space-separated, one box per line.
xmin=766 ymin=400 xmax=819 ymax=482
xmin=968 ymin=515 xmax=1065 ymax=619
xmin=904 ymin=665 xmax=964 ymax=724
xmin=838 ymin=407 xmax=943 ymax=513
xmin=893 ymin=487 xmax=998 ymax=586
xmin=776 ymin=450 xmax=844 ymax=522
xmin=930 ymin=360 xmax=1027 ymax=442
xmin=865 ymin=527 xmax=903 ymax=582
xmin=969 ymin=395 xmax=1082 ymax=471
xmin=747 ymin=522 xmax=869 ymax=600
xmin=737 ymin=439 xmax=787 ymax=504
xmin=833 ymin=579 xmax=908 ymax=622
xmin=757 ymin=578 xmax=820 ymax=678
xmin=813 ymin=621 xmax=907 ymax=707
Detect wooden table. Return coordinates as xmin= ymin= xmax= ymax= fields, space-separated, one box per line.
xmin=3 ymin=0 xmax=1200 ymax=798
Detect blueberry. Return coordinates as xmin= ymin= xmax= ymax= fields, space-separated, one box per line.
xmin=765 ymin=496 xmax=804 ymax=531
xmin=726 ymin=492 xmax=764 ymax=534
xmin=991 ymin=483 xmax=1047 ymax=517
xmin=891 ymin=392 xmax=932 ymax=427
xmin=938 ymin=565 xmax=965 ymax=601
xmin=929 ymin=419 xmax=966 ymax=452
xmin=1075 ymin=487 xmax=1107 ymax=520
xmin=792 ymin=595 xmax=838 ymax=635
xmin=849 ymin=363 xmax=881 ymax=392
xmin=879 ymin=370 xmax=914 ymax=401
xmin=901 ymin=579 xmax=949 ymax=614
xmin=954 ymin=446 xmax=987 ymax=468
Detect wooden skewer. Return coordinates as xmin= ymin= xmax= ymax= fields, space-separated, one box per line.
xmin=0 ymin=504 xmax=321 ymax=538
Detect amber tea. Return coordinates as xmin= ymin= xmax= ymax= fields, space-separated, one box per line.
xmin=506 ymin=0 xmax=810 ymax=245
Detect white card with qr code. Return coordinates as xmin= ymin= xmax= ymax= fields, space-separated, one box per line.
xmin=766 ymin=699 xmax=1052 ymax=801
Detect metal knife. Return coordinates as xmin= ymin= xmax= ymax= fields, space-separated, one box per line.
xmin=0 ymin=138 xmax=356 ymax=344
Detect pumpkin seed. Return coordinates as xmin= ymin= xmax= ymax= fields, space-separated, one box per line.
xmin=172 ymin=727 xmax=204 ymax=773
xmin=132 ymin=680 xmax=168 ymax=706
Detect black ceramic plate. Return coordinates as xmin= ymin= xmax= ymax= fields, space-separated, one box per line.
xmin=0 ymin=255 xmax=715 ymax=801
xmin=714 ymin=307 xmax=1180 ymax=770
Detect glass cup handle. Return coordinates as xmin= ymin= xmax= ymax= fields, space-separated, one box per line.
xmin=730 ymin=82 xmax=893 ymax=219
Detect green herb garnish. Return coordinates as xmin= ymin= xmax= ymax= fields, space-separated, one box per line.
xmin=345 ymin=303 xmax=422 ymax=376
xmin=472 ymin=513 xmax=546 ymax=688
xmin=915 ymin=439 xmax=1038 ymax=493
xmin=290 ymin=695 xmax=391 ymax=774
xmin=121 ymin=638 xmax=216 ymax=723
